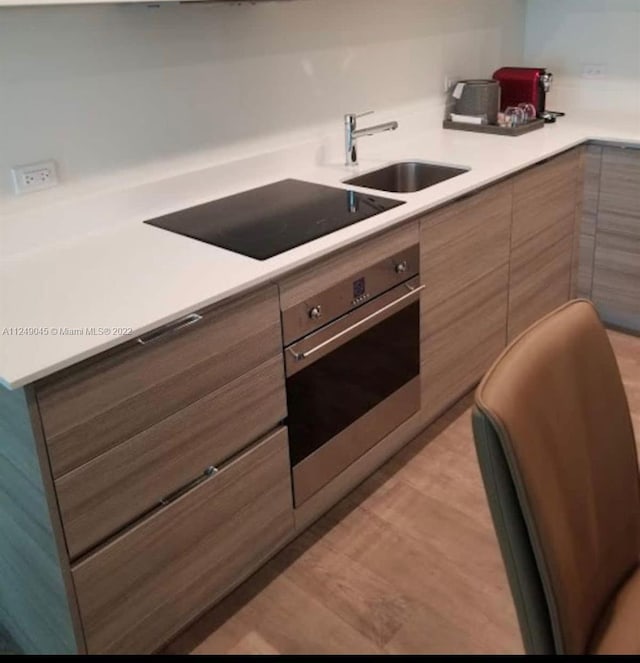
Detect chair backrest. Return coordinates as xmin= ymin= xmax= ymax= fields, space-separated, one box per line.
xmin=473 ymin=300 xmax=640 ymax=654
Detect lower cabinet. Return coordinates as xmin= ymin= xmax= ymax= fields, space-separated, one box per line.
xmin=591 ymin=146 xmax=640 ymax=330
xmin=507 ymin=220 xmax=574 ymax=340
xmin=71 ymin=427 xmax=294 ymax=654
xmin=592 ymin=231 xmax=640 ymax=330
xmin=507 ymin=148 xmax=581 ymax=340
xmin=419 ymin=182 xmax=511 ymax=424
xmin=576 ymin=144 xmax=640 ymax=331
xmin=56 ymin=355 xmax=287 ymax=559
xmin=420 ymin=149 xmax=582 ymax=422
xmin=421 ymin=264 xmax=509 ymax=423
xmin=28 ymin=284 xmax=295 ymax=655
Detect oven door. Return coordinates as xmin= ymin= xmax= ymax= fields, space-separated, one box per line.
xmin=285 ymin=277 xmax=423 ymax=506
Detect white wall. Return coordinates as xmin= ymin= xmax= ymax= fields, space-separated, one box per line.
xmin=524 ymin=0 xmax=640 ymax=113
xmin=0 ymin=0 xmax=526 ymax=202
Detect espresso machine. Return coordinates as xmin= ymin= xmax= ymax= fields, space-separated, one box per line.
xmin=493 ymin=67 xmax=562 ymax=123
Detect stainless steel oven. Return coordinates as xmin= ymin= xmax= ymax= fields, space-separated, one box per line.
xmin=282 ymin=244 xmax=423 ymax=506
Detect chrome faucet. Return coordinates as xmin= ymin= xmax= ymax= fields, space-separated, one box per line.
xmin=345 ymin=111 xmax=399 ymax=166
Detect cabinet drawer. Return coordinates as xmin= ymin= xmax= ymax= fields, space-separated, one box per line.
xmin=36 ymin=286 xmax=281 ymax=477
xmin=512 ymin=149 xmax=579 ymax=248
xmin=420 ymin=264 xmax=508 ymax=425
xmin=72 ymin=427 xmax=294 ymax=654
xmin=56 ymin=355 xmax=286 ymax=559
xmin=508 ymin=221 xmax=573 ymax=340
xmin=420 ymin=182 xmax=511 ymax=310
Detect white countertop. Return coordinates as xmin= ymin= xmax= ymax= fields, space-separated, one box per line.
xmin=1 ymin=111 xmax=639 ymax=388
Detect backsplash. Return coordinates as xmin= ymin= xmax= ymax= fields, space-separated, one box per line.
xmin=0 ymin=0 xmax=526 ymax=203
xmin=524 ymin=0 xmax=640 ymax=113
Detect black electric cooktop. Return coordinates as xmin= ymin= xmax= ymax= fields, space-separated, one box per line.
xmin=144 ymin=179 xmax=405 ymax=260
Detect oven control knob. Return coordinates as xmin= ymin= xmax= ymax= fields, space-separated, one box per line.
xmin=309 ymin=305 xmax=322 ymax=320
xmin=395 ymin=260 xmax=408 ymax=274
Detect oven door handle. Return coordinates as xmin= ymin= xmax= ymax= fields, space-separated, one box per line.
xmin=288 ymin=282 xmax=425 ymax=362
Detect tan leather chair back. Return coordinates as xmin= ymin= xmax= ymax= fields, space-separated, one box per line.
xmin=474 ymin=300 xmax=640 ymax=654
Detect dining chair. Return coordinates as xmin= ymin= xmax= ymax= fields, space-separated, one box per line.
xmin=472 ymin=299 xmax=640 ymax=654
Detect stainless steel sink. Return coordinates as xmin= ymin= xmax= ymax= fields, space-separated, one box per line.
xmin=344 ymin=161 xmax=469 ymax=193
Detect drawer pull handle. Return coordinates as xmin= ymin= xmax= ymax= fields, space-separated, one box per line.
xmin=137 ymin=313 xmax=203 ymax=346
xmin=159 ymin=465 xmax=218 ymax=507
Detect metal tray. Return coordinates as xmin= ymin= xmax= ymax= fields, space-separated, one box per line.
xmin=443 ymin=118 xmax=545 ymax=136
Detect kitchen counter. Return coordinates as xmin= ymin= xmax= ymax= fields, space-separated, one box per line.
xmin=1 ymin=111 xmax=639 ymax=388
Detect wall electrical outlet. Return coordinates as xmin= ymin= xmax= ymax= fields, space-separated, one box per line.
xmin=11 ymin=160 xmax=59 ymax=194
xmin=582 ymin=63 xmax=608 ymax=80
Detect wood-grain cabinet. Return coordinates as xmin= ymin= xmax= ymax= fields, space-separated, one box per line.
xmin=74 ymin=427 xmax=292 ymax=655
xmin=578 ymin=145 xmax=640 ymax=331
xmin=1 ymin=285 xmax=294 ymax=655
xmin=420 ymin=182 xmax=511 ymax=424
xmin=508 ymin=148 xmax=582 ymax=340
xmin=419 ymin=148 xmax=582 ymax=423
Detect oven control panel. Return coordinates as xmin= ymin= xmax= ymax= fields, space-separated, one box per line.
xmin=281 ymin=244 xmax=420 ymax=345
xmin=352 ymin=277 xmax=371 ymax=306
xmin=308 ymin=305 xmax=322 ymax=320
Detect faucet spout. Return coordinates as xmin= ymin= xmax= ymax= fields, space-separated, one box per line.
xmin=345 ymin=112 xmax=399 ymax=166
xmin=352 ymin=121 xmax=399 ymax=139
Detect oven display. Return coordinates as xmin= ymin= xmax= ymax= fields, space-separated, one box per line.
xmin=353 ymin=277 xmax=366 ymax=298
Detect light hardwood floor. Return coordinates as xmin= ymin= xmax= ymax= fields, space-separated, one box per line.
xmin=163 ymin=330 xmax=640 ymax=655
